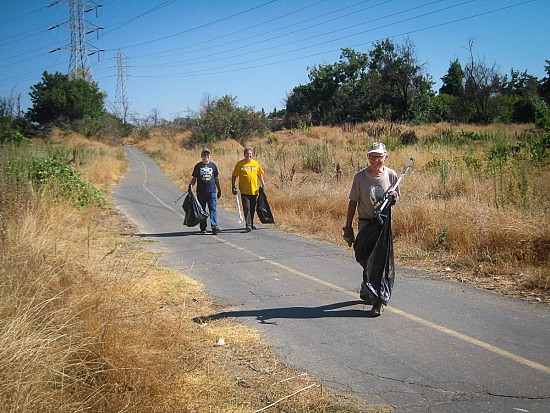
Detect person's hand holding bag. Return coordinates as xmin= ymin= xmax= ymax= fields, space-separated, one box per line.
xmin=342 ymin=226 xmax=355 ymax=247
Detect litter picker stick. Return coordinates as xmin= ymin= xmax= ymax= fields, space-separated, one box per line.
xmin=374 ymin=157 xmax=414 ymax=221
xmin=235 ymin=192 xmax=244 ymax=224
xmin=390 ymin=157 xmax=414 ymax=193
xmin=174 ymin=191 xmax=187 ymax=204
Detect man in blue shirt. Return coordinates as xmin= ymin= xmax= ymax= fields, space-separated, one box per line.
xmin=189 ymin=148 xmax=222 ymax=234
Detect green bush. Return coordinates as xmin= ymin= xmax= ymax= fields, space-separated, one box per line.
xmin=524 ymin=132 xmax=549 ymax=163
xmin=513 ymin=94 xmax=549 ymax=124
xmin=427 ymin=94 xmax=455 ymax=122
xmin=0 ymin=127 xmax=27 ymax=145
xmin=190 ymin=95 xmax=268 ymax=144
xmin=28 ymin=157 xmax=105 ymax=207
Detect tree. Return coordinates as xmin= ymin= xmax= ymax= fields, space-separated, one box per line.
xmin=367 ymin=38 xmax=433 ymax=121
xmin=497 ymin=68 xmax=543 ymax=123
xmin=191 ymin=95 xmax=268 ymax=144
xmin=334 ymin=48 xmax=370 ymax=122
xmin=286 ymin=48 xmax=371 ymax=125
xmin=501 ymin=68 xmax=539 ymax=96
xmin=440 ymin=59 xmax=464 ymax=96
xmin=284 ymin=41 xmax=432 ymax=124
xmin=463 ymin=39 xmax=502 ymax=123
xmin=538 ymin=60 xmax=550 ymax=105
xmin=285 ymin=84 xmax=314 ymax=126
xmin=306 ymin=61 xmax=344 ymax=124
xmin=27 ymin=71 xmax=105 ymax=126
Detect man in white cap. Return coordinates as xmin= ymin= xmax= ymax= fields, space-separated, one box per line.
xmin=343 ymin=142 xmax=399 ymax=316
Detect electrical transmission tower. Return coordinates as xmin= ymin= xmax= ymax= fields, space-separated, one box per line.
xmin=48 ymin=1 xmax=103 ymax=82
xmin=115 ymin=50 xmax=130 ymax=123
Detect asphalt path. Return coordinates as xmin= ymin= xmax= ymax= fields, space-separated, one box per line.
xmin=113 ymin=147 xmax=549 ymax=412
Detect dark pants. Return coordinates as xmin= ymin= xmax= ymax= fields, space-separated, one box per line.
xmin=197 ymin=191 xmax=218 ymax=231
xmin=241 ymin=193 xmax=257 ymax=227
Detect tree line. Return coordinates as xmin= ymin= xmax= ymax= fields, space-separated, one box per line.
xmin=1 ymin=38 xmax=549 ymax=145
xmin=282 ymin=39 xmax=550 ymax=129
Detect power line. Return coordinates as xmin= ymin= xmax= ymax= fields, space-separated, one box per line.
xmin=129 ymin=0 xmax=475 ymax=74
xmin=131 ymin=0 xmax=440 ymax=69
xmin=126 ymin=0 xmax=374 ymax=60
xmin=0 ymin=5 xmax=46 ymax=25
xmin=102 ymin=0 xmax=177 ymax=36
xmin=107 ymin=0 xmax=278 ymax=51
xmin=128 ymin=0 xmax=536 ymax=79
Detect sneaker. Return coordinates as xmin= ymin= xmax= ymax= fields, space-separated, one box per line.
xmin=251 ymin=225 xmax=257 ymax=230
xmin=371 ymin=302 xmax=383 ymax=317
xmin=212 ymin=226 xmax=221 ymax=234
xmin=245 ymin=226 xmax=252 ymax=232
xmin=200 ymin=229 xmax=206 ymax=234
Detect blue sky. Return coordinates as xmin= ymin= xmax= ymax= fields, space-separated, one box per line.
xmin=1 ymin=0 xmax=548 ymax=121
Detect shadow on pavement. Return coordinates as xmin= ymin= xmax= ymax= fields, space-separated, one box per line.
xmin=137 ymin=231 xmax=196 ymax=237
xmin=195 ymin=300 xmax=379 ymax=325
xmin=137 ymin=227 xmax=254 ymax=237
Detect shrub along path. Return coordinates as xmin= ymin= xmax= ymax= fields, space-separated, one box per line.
xmin=113 ymin=147 xmax=550 ymax=412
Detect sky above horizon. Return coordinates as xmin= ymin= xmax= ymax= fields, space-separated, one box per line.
xmin=1 ymin=0 xmax=548 ymax=121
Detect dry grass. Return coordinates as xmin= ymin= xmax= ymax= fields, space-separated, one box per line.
xmin=1 ymin=136 xmax=381 ymax=412
xmin=132 ymin=122 xmax=549 ymax=304
xmin=4 ymin=122 xmax=545 ymax=411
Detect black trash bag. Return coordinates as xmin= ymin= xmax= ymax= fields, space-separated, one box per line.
xmin=182 ymin=190 xmax=209 ymax=227
xmin=353 ymin=205 xmax=395 ymax=305
xmin=256 ymin=186 xmax=275 ymax=224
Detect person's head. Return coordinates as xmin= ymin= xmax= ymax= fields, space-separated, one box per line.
xmin=201 ymin=148 xmax=211 ymax=163
xmin=367 ymin=142 xmax=387 ymax=166
xmin=244 ymin=146 xmax=254 ymax=160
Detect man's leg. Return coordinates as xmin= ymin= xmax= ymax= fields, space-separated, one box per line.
xmin=197 ymin=192 xmax=208 ymax=232
xmin=357 ymin=218 xmax=381 ymax=314
xmin=208 ymin=192 xmax=220 ymax=233
xmin=249 ymin=194 xmax=258 ymax=229
xmin=241 ymin=194 xmax=253 ymax=231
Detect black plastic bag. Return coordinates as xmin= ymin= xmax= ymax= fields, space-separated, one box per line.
xmin=256 ymin=186 xmax=275 ymax=224
xmin=353 ymin=205 xmax=395 ymax=305
xmin=182 ymin=190 xmax=209 ymax=227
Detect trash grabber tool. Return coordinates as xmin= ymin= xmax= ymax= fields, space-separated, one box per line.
xmin=235 ymin=192 xmax=244 ymax=224
xmin=374 ymin=157 xmax=414 ymax=223
xmin=174 ymin=191 xmax=187 ymax=204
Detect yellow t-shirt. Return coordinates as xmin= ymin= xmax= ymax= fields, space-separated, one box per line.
xmin=232 ymin=159 xmax=264 ymax=195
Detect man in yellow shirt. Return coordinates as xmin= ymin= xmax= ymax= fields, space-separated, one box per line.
xmin=232 ymin=146 xmax=265 ymax=232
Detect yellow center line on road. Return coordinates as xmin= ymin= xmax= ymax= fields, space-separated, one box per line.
xmin=130 ymin=148 xmax=550 ymax=375
xmin=218 ymin=238 xmax=550 ymax=376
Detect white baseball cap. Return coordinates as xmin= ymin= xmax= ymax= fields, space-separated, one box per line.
xmin=367 ymin=142 xmax=387 ymax=155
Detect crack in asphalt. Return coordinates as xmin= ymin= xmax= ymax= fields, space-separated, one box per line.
xmin=340 ymin=366 xmax=550 ymax=409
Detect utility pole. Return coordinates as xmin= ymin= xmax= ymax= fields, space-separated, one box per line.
xmin=115 ymin=50 xmax=130 ymax=123
xmin=48 ymin=1 xmax=103 ymax=82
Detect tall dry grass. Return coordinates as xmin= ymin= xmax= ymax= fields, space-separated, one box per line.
xmin=132 ymin=122 xmax=549 ymax=302
xmin=1 ymin=136 xmax=379 ymax=412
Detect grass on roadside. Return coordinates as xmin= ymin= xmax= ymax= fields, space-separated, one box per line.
xmin=1 ymin=135 xmax=384 ymax=412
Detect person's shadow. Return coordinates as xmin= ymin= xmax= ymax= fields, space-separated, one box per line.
xmin=135 ymin=226 xmax=254 ymax=237
xmin=194 ymin=300 xmax=379 ymax=325
xmin=136 ymin=231 xmax=194 ymax=237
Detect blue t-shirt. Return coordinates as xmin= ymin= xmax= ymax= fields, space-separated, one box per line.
xmin=192 ymin=161 xmax=218 ymax=194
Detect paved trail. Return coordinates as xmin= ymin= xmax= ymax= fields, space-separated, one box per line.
xmin=113 ymin=147 xmax=549 ymax=412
